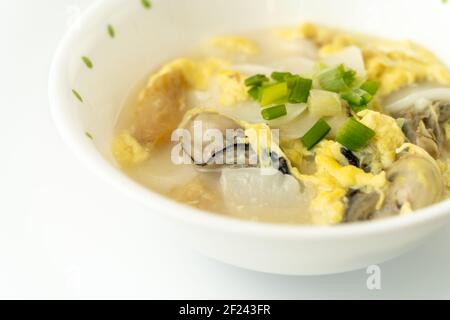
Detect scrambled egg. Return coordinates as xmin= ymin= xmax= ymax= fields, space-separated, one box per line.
xmin=169 ymin=176 xmax=220 ymax=211
xmin=437 ymin=159 xmax=450 ymax=196
xmin=145 ymin=57 xmax=249 ymax=107
xmin=208 ymin=36 xmax=260 ymax=56
xmin=216 ymin=70 xmax=249 ymax=106
xmin=276 ymin=23 xmax=450 ymax=96
xmin=364 ymin=47 xmax=450 ymax=96
xmin=276 ymin=22 xmax=335 ymax=45
xmin=144 ymin=57 xmax=230 ymax=92
xmin=359 ymin=110 xmax=405 ymax=170
xmin=112 ymin=132 xmax=149 ymax=168
xmin=281 ymin=139 xmax=310 ymax=171
xmin=302 ymin=141 xmax=386 ymax=225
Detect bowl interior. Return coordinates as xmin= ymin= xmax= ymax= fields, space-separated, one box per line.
xmin=50 ymin=0 xmax=450 ymax=230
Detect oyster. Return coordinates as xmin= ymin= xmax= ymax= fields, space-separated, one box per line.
xmin=385 ymin=86 xmax=450 ymax=158
xmin=344 ymin=144 xmax=444 ymax=222
xmin=177 ymin=108 xmax=297 ymax=176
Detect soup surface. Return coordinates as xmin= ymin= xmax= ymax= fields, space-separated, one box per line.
xmin=113 ymin=23 xmax=450 ymax=225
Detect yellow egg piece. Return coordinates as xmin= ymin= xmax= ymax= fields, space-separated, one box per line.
xmin=216 ymin=70 xmax=249 ymax=106
xmin=208 ymin=36 xmax=260 ymax=56
xmin=146 ymin=57 xmax=230 ymax=91
xmin=302 ymin=140 xmax=386 ymax=225
xmin=284 ymin=23 xmax=450 ymax=96
xmin=112 ymin=132 xmax=149 ymax=168
xmin=359 ymin=110 xmax=405 ymax=170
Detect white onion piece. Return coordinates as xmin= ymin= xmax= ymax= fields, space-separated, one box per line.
xmin=129 ymin=149 xmax=199 ymax=194
xmin=269 ymin=57 xmax=316 ymax=77
xmin=385 ymin=88 xmax=450 ymax=114
xmin=216 ymin=101 xmax=262 ymax=123
xmin=269 ymin=104 xmax=308 ymax=127
xmin=414 ymin=98 xmax=432 ymax=112
xmin=217 ymin=102 xmax=307 ymax=128
xmin=383 ymin=84 xmax=437 ymax=107
xmin=321 ymin=46 xmax=366 ymax=77
xmin=326 ymin=113 xmax=349 ymax=139
xmin=231 ymin=64 xmax=275 ymax=76
xmin=233 ymin=57 xmax=316 ymax=78
xmin=220 ymin=168 xmax=302 ymax=210
xmin=279 ymin=111 xmax=321 ymax=140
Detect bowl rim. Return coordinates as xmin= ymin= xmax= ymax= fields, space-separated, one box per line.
xmin=49 ymin=0 xmax=450 ymax=240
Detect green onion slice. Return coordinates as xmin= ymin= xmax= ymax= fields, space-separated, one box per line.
xmin=301 ymin=118 xmax=331 ymax=150
xmin=271 ymin=71 xmax=293 ymax=82
xmin=341 ymin=88 xmax=373 ymax=112
xmin=343 ymin=69 xmax=356 ymax=86
xmin=318 ymin=64 xmax=356 ymax=93
xmin=261 ymin=104 xmax=287 ymax=121
xmin=248 ymin=86 xmax=262 ymax=101
xmin=360 ymin=80 xmax=380 ymax=95
xmin=289 ymin=77 xmax=313 ymax=103
xmin=336 ymin=118 xmax=375 ymax=152
xmin=260 ymin=82 xmax=289 ymax=106
xmin=245 ymin=74 xmax=269 ymax=87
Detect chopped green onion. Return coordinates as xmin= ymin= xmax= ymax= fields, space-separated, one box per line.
xmin=341 ymin=89 xmax=367 ymax=106
xmin=271 ymin=71 xmax=293 ymax=82
xmin=360 ymin=80 xmax=380 ymax=95
xmin=318 ymin=64 xmax=356 ymax=93
xmin=336 ymin=118 xmax=375 ymax=152
xmin=348 ymin=104 xmax=368 ymax=113
xmin=141 ymin=0 xmax=152 ymax=9
xmin=301 ymin=119 xmax=331 ymax=150
xmin=245 ymin=74 xmax=269 ymax=87
xmin=341 ymin=80 xmax=379 ymax=113
xmin=260 ymin=82 xmax=289 ymax=106
xmin=341 ymin=88 xmax=373 ymax=112
xmin=343 ymin=69 xmax=356 ymax=86
xmin=289 ymin=77 xmax=313 ymax=103
xmin=246 ymin=72 xmax=313 ymax=105
xmin=82 ymin=56 xmax=93 ymax=69
xmin=261 ymin=104 xmax=287 ymax=121
xmin=286 ymin=76 xmax=299 ymax=89
xmin=248 ymin=86 xmax=262 ymax=101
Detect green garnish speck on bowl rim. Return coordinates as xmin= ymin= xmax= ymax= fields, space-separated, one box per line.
xmin=85 ymin=132 xmax=94 ymax=140
xmin=69 ymin=0 xmax=157 ymax=141
xmin=72 ymin=89 xmax=83 ymax=102
xmin=107 ymin=24 xmax=116 ymax=38
xmin=141 ymin=0 xmax=152 ymax=9
xmin=81 ymin=56 xmax=93 ymax=69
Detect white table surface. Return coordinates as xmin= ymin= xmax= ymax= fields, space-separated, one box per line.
xmin=1 ymin=0 xmax=450 ymax=300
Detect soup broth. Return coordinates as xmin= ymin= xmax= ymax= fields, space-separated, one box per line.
xmin=113 ymin=23 xmax=450 ymax=225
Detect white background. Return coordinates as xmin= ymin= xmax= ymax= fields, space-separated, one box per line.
xmin=1 ymin=0 xmax=450 ymax=299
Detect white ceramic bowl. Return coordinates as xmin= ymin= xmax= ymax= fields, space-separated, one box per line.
xmin=49 ymin=0 xmax=450 ymax=275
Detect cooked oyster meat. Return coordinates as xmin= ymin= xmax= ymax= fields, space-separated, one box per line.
xmin=345 ymin=190 xmax=380 ymax=223
xmin=383 ymin=149 xmax=443 ymax=212
xmin=179 ymin=109 xmax=295 ymax=175
xmin=385 ymin=87 xmax=450 ymax=158
xmin=393 ymin=102 xmax=447 ymax=158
